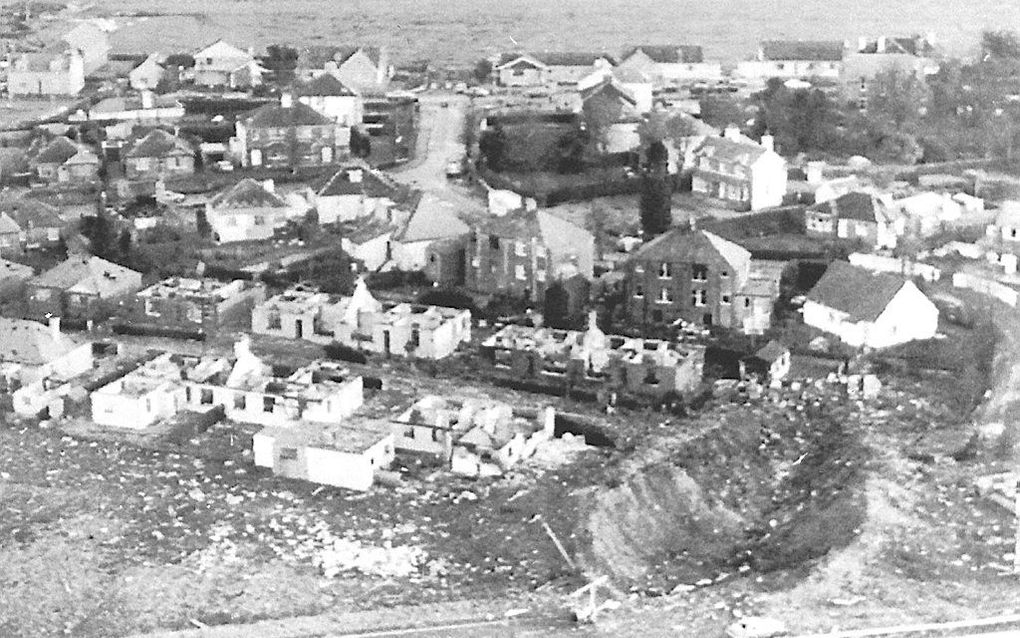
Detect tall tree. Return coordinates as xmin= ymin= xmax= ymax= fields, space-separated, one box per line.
xmin=473 ymin=58 xmax=493 ymax=84
xmin=982 ymin=30 xmax=1020 ymax=61
xmin=478 ymin=124 xmax=508 ymax=172
xmin=639 ymin=140 xmax=671 ymax=238
xmin=262 ymin=44 xmax=300 ymax=84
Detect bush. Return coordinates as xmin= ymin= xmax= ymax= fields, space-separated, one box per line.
xmin=323 ymin=342 xmax=368 ymax=364
xmin=416 ymin=288 xmax=476 ymax=311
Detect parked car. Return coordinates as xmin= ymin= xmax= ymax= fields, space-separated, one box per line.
xmin=445 ymin=159 xmax=464 ymax=178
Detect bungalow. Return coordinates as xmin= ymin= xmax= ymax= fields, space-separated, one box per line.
xmin=232 ymin=93 xmax=347 ymax=169
xmin=740 ymin=340 xmax=791 ymax=382
xmin=192 ymin=39 xmax=264 ymax=88
xmin=690 ymin=126 xmax=787 ymax=211
xmin=298 ymin=45 xmax=392 ymax=93
xmin=0 ymin=316 xmax=93 ymax=389
xmin=0 ymin=198 xmax=67 ymax=252
xmin=27 ymin=255 xmax=143 ymax=322
xmin=390 ymin=193 xmax=470 ymax=273
xmin=314 ymin=164 xmax=410 ymax=225
xmin=296 ymin=74 xmax=364 ymax=126
xmin=71 ymin=91 xmax=185 ymax=126
xmin=805 ymin=191 xmax=900 ymax=249
xmin=894 ymin=191 xmax=962 ymax=237
xmin=90 ymin=353 xmax=188 ymax=429
xmin=341 ymin=218 xmax=396 ymax=271
xmin=122 ymin=129 xmax=196 ymax=180
xmin=115 ymin=277 xmax=266 ymax=337
xmin=7 ymin=50 xmax=85 ymax=96
xmin=803 ymin=261 xmax=939 ymax=349
xmin=128 ymin=53 xmax=165 ymax=91
xmin=496 ymin=51 xmax=615 ymax=86
xmin=31 ymin=137 xmax=99 ymax=184
xmin=495 ymin=54 xmax=549 ymax=87
xmin=205 ymin=178 xmax=295 ymax=244
xmin=616 ymin=44 xmax=723 ymax=84
xmin=579 ymin=74 xmax=651 ymax=153
xmin=736 ymin=40 xmax=845 ymax=84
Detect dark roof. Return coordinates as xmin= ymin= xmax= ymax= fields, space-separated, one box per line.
xmin=295 ymin=74 xmax=357 ymax=97
xmin=810 ymin=191 xmax=879 ymax=223
xmin=526 ymin=52 xmax=616 ymax=67
xmin=630 ymin=228 xmax=751 ymax=271
xmin=31 ymin=255 xmax=140 ymax=296
xmin=316 ymin=165 xmax=406 ymax=200
xmin=243 ymin=101 xmax=331 ymax=128
xmin=301 ymin=45 xmax=382 ymax=69
xmin=694 ymin=136 xmax=768 ymax=166
xmin=124 ymin=129 xmax=194 ymax=159
xmin=0 ymin=198 xmax=63 ymax=229
xmin=806 ymin=261 xmax=907 ymax=322
xmin=623 ymin=45 xmax=704 ymax=64
xmin=210 ymin=178 xmax=288 ymax=209
xmin=751 ymin=340 xmax=789 ymax=364
xmin=34 ymin=137 xmax=80 ymax=165
xmin=580 ymin=79 xmax=637 ymax=106
xmin=478 ymin=209 xmax=593 ymax=259
xmin=761 ymin=40 xmax=845 ymax=62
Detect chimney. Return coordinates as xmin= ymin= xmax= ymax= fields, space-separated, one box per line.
xmin=347 ymin=168 xmax=363 ymax=183
xmin=857 ymin=36 xmax=867 ymax=52
xmin=48 ymin=315 xmax=61 ymax=341
xmin=760 ymin=133 xmax=775 ymax=152
xmin=806 ymin=160 xmax=825 ymax=184
xmin=262 ymin=179 xmax=274 ymax=193
xmin=141 ymin=90 xmax=154 ymax=109
xmin=724 ymin=124 xmax=741 ymax=141
xmin=280 ymin=92 xmax=293 ymax=108
xmin=877 ymin=35 xmax=887 ymax=53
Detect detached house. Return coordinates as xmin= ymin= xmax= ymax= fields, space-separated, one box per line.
xmin=7 ymin=50 xmax=85 ymax=96
xmin=27 ymin=255 xmax=143 ymax=322
xmin=736 ymin=40 xmax=845 ymax=84
xmin=30 ymin=137 xmax=99 ymax=184
xmin=0 ymin=316 xmax=93 ymax=400
xmin=803 ymin=261 xmax=938 ymax=349
xmin=59 ymin=21 xmax=110 ymax=75
xmin=233 ymin=93 xmax=347 ymax=169
xmin=314 ymin=164 xmax=410 ymax=225
xmin=192 ymin=39 xmax=264 ymax=88
xmin=296 ymin=74 xmax=364 ymax=126
xmin=205 ymin=178 xmax=295 ymax=244
xmin=495 ymin=54 xmax=549 ymax=87
xmin=465 ymin=208 xmax=595 ymax=299
xmin=0 ymin=198 xmax=66 ymax=253
xmin=496 ymin=52 xmax=615 ymax=86
xmin=691 ymin=126 xmax=787 ymax=211
xmin=123 ymin=129 xmax=196 ymax=180
xmin=129 ymin=53 xmax=165 ymax=90
xmin=391 ymin=193 xmax=470 ymax=274
xmin=805 ymin=191 xmax=900 ymax=249
xmin=616 ymin=44 xmax=722 ymax=84
xmin=299 ymin=45 xmax=391 ymax=93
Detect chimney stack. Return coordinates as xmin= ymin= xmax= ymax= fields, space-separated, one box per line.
xmin=141 ymin=90 xmax=154 ymax=109
xmin=760 ymin=133 xmax=775 ymax=152
xmin=48 ymin=315 xmax=61 ymax=341
xmin=724 ymin=124 xmax=741 ymax=141
xmin=280 ymin=92 xmax=293 ymax=108
xmin=262 ymin=178 xmax=275 ymax=193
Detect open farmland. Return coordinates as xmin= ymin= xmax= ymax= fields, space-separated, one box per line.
xmin=96 ymin=0 xmax=1016 ymax=65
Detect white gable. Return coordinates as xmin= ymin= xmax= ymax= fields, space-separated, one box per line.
xmin=195 ymin=40 xmax=251 ymax=61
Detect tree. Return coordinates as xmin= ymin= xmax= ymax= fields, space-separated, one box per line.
xmin=871 ymin=131 xmax=923 ymax=164
xmin=555 ymin=126 xmax=587 ymax=174
xmin=639 ymin=140 xmax=671 ymax=238
xmin=699 ymin=94 xmax=748 ymax=129
xmin=864 ymin=69 xmax=930 ymax=133
xmin=473 ymin=58 xmax=493 ymax=84
xmin=262 ymin=44 xmax=300 ymax=84
xmin=350 ymin=126 xmax=372 ymax=158
xmin=478 ymin=124 xmax=508 ymax=172
xmin=750 ymin=79 xmax=839 ymax=155
xmin=582 ymin=94 xmax=624 ymax=154
xmin=982 ymin=30 xmax=1020 ymax=61
xmin=164 ymin=53 xmax=195 ymax=70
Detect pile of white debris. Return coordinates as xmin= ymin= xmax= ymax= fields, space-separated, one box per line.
xmin=310 ymin=533 xmax=428 ymax=579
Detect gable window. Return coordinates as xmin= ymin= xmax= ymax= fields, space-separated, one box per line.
xmin=692 ymin=264 xmax=708 ymax=281
xmin=657 ymin=287 xmax=673 ymax=304
xmin=692 ymin=289 xmax=707 ymax=307
xmin=658 ymin=262 xmax=671 ymax=279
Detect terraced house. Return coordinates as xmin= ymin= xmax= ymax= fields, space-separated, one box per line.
xmin=233 ymin=93 xmax=347 ymax=169
xmin=616 ymin=44 xmax=722 ymax=84
xmin=736 ymin=40 xmax=845 ymax=84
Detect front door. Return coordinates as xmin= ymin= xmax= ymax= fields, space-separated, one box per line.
xmin=383 ymin=330 xmax=390 ymax=353
xmin=294 ymin=319 xmax=303 ymax=339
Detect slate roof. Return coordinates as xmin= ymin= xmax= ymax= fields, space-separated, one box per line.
xmin=500 ymin=52 xmax=616 ymax=67
xmin=761 ymin=40 xmax=845 ymax=62
xmin=806 ymin=261 xmax=907 ymax=322
xmin=210 ymin=178 xmax=288 ymax=210
xmin=623 ymin=45 xmax=704 ymax=64
xmin=810 ymin=191 xmax=882 ymax=223
xmin=295 ymin=74 xmax=357 ymax=97
xmin=243 ymin=101 xmax=331 ymax=128
xmin=0 ymin=198 xmax=64 ymax=229
xmin=694 ymin=136 xmax=768 ymax=166
xmin=480 ymin=209 xmax=593 ymax=260
xmin=392 ymin=193 xmax=469 ymax=243
xmin=580 ymin=78 xmax=637 ymax=106
xmin=34 ymin=137 xmax=80 ymax=165
xmin=124 ymin=129 xmax=194 ymax=159
xmin=0 ymin=258 xmax=33 ymax=281
xmin=316 ymin=165 xmax=405 ymax=199
xmin=751 ymin=340 xmax=789 ymax=364
xmin=630 ymin=229 xmax=752 ymax=272
xmin=32 ymin=255 xmax=141 ymax=297
xmin=0 ymin=316 xmax=82 ymax=367
xmin=301 ymin=45 xmax=382 ymax=70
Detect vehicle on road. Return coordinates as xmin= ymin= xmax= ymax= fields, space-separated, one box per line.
xmin=445 ymin=158 xmax=465 ymax=178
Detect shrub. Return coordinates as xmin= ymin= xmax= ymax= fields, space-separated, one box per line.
xmin=323 ymin=342 xmax=368 ymax=364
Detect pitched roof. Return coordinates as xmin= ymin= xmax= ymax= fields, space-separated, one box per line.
xmin=64 ymin=148 xmax=100 ymax=166
xmin=0 ymin=198 xmax=64 ymax=229
xmin=0 ymin=258 xmax=33 ymax=281
xmin=530 ymin=52 xmax=617 ymax=67
xmin=751 ymin=340 xmax=789 ymax=364
xmin=210 ymin=178 xmax=288 ymax=209
xmin=495 ymin=54 xmax=548 ymax=70
xmin=243 ymin=101 xmax=331 ymax=128
xmin=631 ymin=229 xmax=752 ymax=271
xmin=761 ymin=40 xmax=845 ymax=62
xmin=623 ymin=45 xmax=704 ymax=64
xmin=694 ymin=136 xmax=768 ymax=166
xmin=295 ymin=74 xmax=357 ymax=97
xmin=301 ymin=45 xmax=382 ymax=70
xmin=34 ymin=137 xmax=80 ymax=165
xmin=124 ymin=129 xmax=194 ymax=159
xmin=194 ymin=39 xmax=253 ymax=67
xmin=0 ymin=317 xmax=82 ymax=367
xmin=90 ymin=94 xmax=182 ymax=114
xmin=32 ymin=255 xmax=141 ymax=297
xmin=316 ymin=165 xmax=405 ymax=200
xmin=806 ymin=261 xmax=907 ymax=322
xmin=0 ymin=213 xmax=20 ymax=234
xmin=480 ymin=209 xmax=593 ymax=259
xmin=580 ymin=78 xmax=637 ymax=106
xmin=392 ymin=193 xmax=470 ymax=243
xmin=810 ymin=191 xmax=881 ymax=223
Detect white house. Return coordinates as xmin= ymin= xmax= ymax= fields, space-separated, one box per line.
xmin=390 ymin=193 xmax=469 ymax=272
xmin=129 ymin=53 xmax=165 ymax=91
xmin=205 ymin=179 xmax=298 ymax=243
xmin=736 ymin=40 xmax=845 ymax=85
xmin=1 ymin=316 xmax=93 ymax=417
xmin=496 ymin=52 xmax=615 ymax=87
xmin=90 ymin=353 xmax=188 ymax=429
xmin=314 ymin=165 xmax=407 ymax=225
xmin=691 ymin=126 xmax=787 ymax=211
xmin=894 ymin=192 xmax=962 ymax=237
xmin=296 ymin=74 xmax=363 ymax=127
xmin=192 ymin=40 xmax=264 ymax=88
xmin=803 ymin=261 xmax=938 ymax=349
xmin=616 ymin=45 xmax=723 ymax=85
xmin=7 ymin=50 xmax=85 ymax=96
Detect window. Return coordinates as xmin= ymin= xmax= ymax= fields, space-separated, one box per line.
xmin=744 ymin=298 xmax=752 ymax=308
xmin=659 ymin=262 xmax=671 ymax=279
xmin=267 ymin=311 xmax=282 ymax=330
xmin=200 ymin=388 xmax=213 ymax=404
xmin=409 ymin=328 xmax=420 ymax=349
xmin=536 ymin=269 xmax=546 ymax=282
xmin=279 ymin=447 xmax=298 ymax=460
xmin=254 ymin=216 xmax=266 ymax=226
xmin=489 ymin=236 xmax=500 ymax=251
xmin=263 ymin=396 xmax=276 ymax=413
xmin=722 ymin=294 xmax=731 ymax=305
xmin=635 ymin=263 xmax=645 ymax=274
xmin=514 ymin=240 xmax=527 ymax=256
xmin=692 ymin=289 xmax=707 ymax=307
xmin=515 ymin=264 xmax=526 ymax=281
xmin=657 ymin=287 xmax=673 ymax=304
xmin=633 ymin=284 xmax=644 ymax=298
xmin=643 ymin=368 xmax=660 ymax=386
xmin=144 ymin=298 xmax=160 ymax=317
xmin=692 ymin=264 xmax=708 ymax=281
xmin=234 ymin=393 xmax=246 ymax=409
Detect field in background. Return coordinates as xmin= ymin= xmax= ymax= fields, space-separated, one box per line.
xmin=94 ymin=0 xmax=1015 ymax=65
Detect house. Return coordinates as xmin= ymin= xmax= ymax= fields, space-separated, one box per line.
xmin=616 ymin=44 xmax=722 ymax=84
xmin=314 ymin=164 xmax=410 ymax=225
xmin=7 ymin=50 xmax=85 ymax=96
xmin=623 ymin=228 xmax=769 ymax=330
xmin=740 ymin=340 xmax=791 ymax=382
xmin=122 ymin=129 xmax=196 ymax=180
xmin=805 ymin=191 xmax=900 ymax=249
xmin=71 ymin=92 xmax=185 ymax=126
xmin=986 ymin=202 xmax=1020 ymax=256
xmin=90 ymin=353 xmax=188 ymax=429
xmin=233 ymin=93 xmax=347 ymax=169
xmin=254 ymin=421 xmax=394 ymax=491
xmin=894 ymin=192 xmax=962 ymax=237
xmin=192 ymin=39 xmax=264 ymax=88
xmin=465 ymin=208 xmax=595 ymax=299
xmin=390 ymin=193 xmax=470 ymax=273
xmin=734 ymin=260 xmax=788 ymax=335
xmin=341 ymin=218 xmax=396 ymax=271
xmin=115 ymin=277 xmax=266 ymax=337
xmin=0 ymin=316 xmax=93 ymax=388
xmin=205 ymin=179 xmax=296 ymax=244
xmin=60 ymin=21 xmax=111 ymax=75
xmin=690 ymin=126 xmax=787 ymax=211
xmin=27 ymin=255 xmax=143 ymax=322
xmin=496 ymin=52 xmax=615 ymax=86
xmin=0 ymin=259 xmax=34 ymax=298
xmin=298 ymin=45 xmax=391 ymax=93
xmin=0 ymin=198 xmax=67 ymax=252
xmin=252 ymin=279 xmax=472 ymax=359
xmin=579 ymin=76 xmax=649 ymax=153
xmin=843 ymin=35 xmax=939 ymax=107
xmin=129 ymin=53 xmax=166 ymax=90
xmin=736 ymin=40 xmax=845 ymax=84
xmin=31 ymin=137 xmax=99 ymax=184
xmin=803 ymin=261 xmax=939 ymax=349
xmin=480 ymin=312 xmax=705 ymax=399
xmin=295 ymin=74 xmax=364 ymax=126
